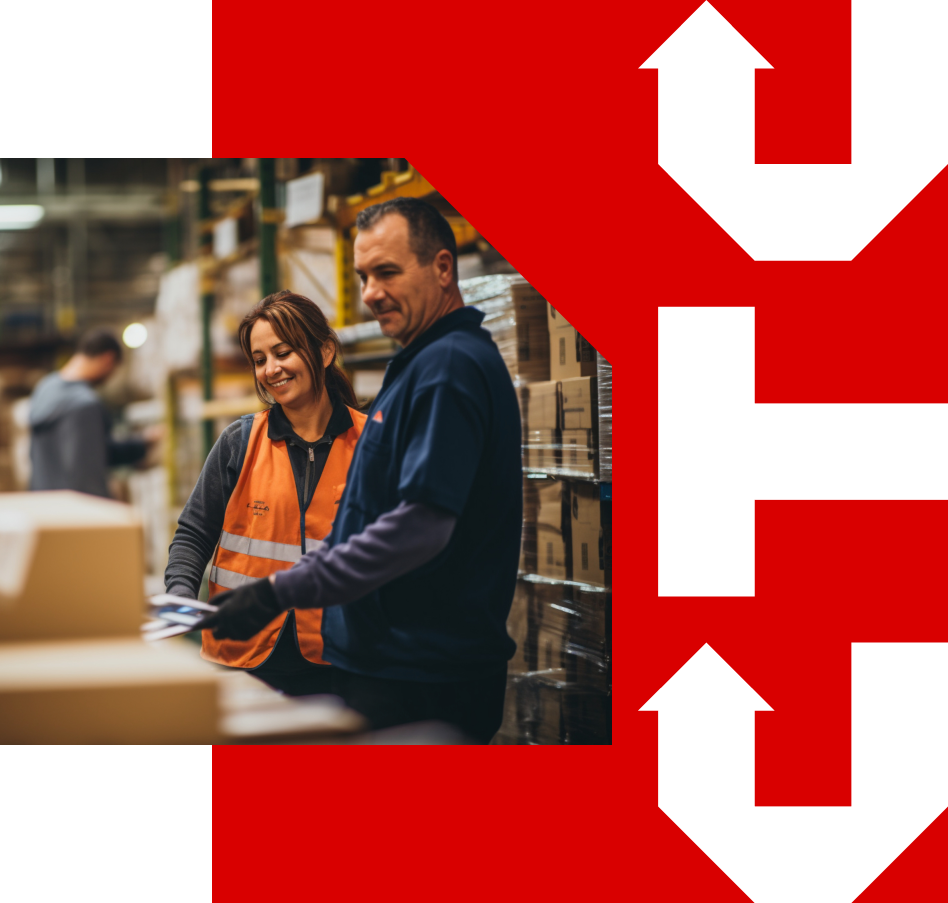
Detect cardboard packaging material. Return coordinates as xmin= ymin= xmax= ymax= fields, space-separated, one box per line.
xmin=536 ymin=479 xmax=570 ymax=580
xmin=561 ymin=428 xmax=597 ymax=476
xmin=515 ymin=317 xmax=551 ymax=384
xmin=536 ymin=626 xmax=565 ymax=671
xmin=520 ymin=478 xmax=540 ymax=573
xmin=597 ymin=354 xmax=612 ymax=482
xmin=536 ymin=526 xmax=569 ymax=580
xmin=0 ymin=637 xmax=219 ymax=743
xmin=506 ymin=582 xmax=534 ymax=674
xmin=525 ymin=380 xmax=560 ymax=431
xmin=571 ymin=482 xmax=606 ymax=587
xmin=475 ymin=277 xmax=550 ymax=384
xmin=548 ymin=303 xmax=597 ymax=380
xmin=525 ymin=428 xmax=561 ymax=471
xmin=0 ymin=491 xmax=144 ymax=643
xmin=560 ymin=376 xmax=598 ymax=430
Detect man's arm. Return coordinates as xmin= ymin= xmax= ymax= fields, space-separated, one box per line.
xmin=198 ymin=501 xmax=456 ymax=640
xmin=272 ymin=499 xmax=457 ymax=610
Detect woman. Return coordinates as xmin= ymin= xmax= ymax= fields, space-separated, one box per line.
xmin=164 ymin=290 xmax=366 ymax=695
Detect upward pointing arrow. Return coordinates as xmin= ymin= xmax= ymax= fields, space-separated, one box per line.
xmin=640 ymin=2 xmax=772 ymax=167
xmin=640 ymin=644 xmax=772 ymax=813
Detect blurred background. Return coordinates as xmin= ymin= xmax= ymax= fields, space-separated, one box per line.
xmin=0 ymin=158 xmax=514 ymax=587
xmin=0 ymin=158 xmax=611 ymax=744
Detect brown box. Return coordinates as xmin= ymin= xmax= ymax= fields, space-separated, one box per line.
xmin=0 ymin=637 xmax=219 ymax=743
xmin=506 ymin=582 xmax=533 ymax=674
xmin=0 ymin=492 xmax=144 ymax=643
xmin=525 ymin=380 xmax=560 ymax=431
xmin=560 ymin=376 xmax=598 ymax=430
xmin=571 ymin=482 xmax=605 ymax=587
xmin=525 ymin=428 xmax=560 ymax=471
xmin=536 ymin=480 xmax=570 ymax=580
xmin=548 ymin=303 xmax=597 ymax=380
xmin=536 ymin=527 xmax=569 ymax=580
xmin=561 ymin=428 xmax=597 ymax=476
xmin=536 ymin=625 xmax=565 ymax=671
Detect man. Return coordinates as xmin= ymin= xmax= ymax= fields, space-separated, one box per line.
xmin=200 ymin=197 xmax=523 ymax=743
xmin=29 ymin=328 xmax=149 ymax=498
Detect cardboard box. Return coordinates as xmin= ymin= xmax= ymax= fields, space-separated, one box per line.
xmin=536 ymin=479 xmax=569 ymax=530
xmin=506 ymin=582 xmax=533 ymax=674
xmin=571 ymin=482 xmax=606 ymax=587
xmin=561 ymin=428 xmax=597 ymax=476
xmin=548 ymin=303 xmax=597 ymax=380
xmin=525 ymin=380 xmax=560 ymax=431
xmin=536 ymin=525 xmax=569 ymax=581
xmin=525 ymin=428 xmax=560 ymax=471
xmin=560 ymin=376 xmax=598 ymax=430
xmin=536 ymin=625 xmax=565 ymax=671
xmin=0 ymin=491 xmax=144 ymax=643
xmin=0 ymin=637 xmax=219 ymax=743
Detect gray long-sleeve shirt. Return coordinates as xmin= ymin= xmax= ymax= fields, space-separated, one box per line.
xmin=28 ymin=372 xmax=146 ymax=497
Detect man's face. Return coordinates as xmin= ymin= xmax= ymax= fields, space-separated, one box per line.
xmin=354 ymin=214 xmax=445 ymax=346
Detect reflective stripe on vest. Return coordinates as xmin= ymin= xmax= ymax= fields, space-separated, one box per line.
xmin=218 ymin=530 xmax=323 ymax=564
xmin=201 ymin=406 xmax=366 ymax=670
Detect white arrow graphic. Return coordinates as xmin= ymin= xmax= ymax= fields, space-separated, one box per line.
xmin=641 ymin=643 xmax=948 ymax=903
xmin=640 ymin=1 xmax=948 ymax=261
xmin=659 ymin=306 xmax=948 ymax=597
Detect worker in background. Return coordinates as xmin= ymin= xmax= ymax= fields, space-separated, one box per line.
xmin=28 ymin=328 xmax=151 ymax=498
xmin=164 ymin=292 xmax=367 ymax=696
xmin=199 ymin=198 xmax=523 ymax=743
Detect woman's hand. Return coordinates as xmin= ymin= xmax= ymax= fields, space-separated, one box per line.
xmin=196 ymin=578 xmax=284 ymax=641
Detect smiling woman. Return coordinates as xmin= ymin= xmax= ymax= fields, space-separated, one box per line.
xmin=163 ymin=290 xmax=366 ymax=695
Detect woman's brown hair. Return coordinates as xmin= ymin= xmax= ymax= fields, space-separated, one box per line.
xmin=238 ymin=290 xmax=358 ymax=409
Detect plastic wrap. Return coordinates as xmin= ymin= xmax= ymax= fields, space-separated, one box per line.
xmin=500 ymin=577 xmax=611 ymax=743
xmin=518 ymin=477 xmax=606 ymax=587
xmin=460 ymin=275 xmax=550 ymax=385
xmin=597 ymin=354 xmax=612 ymax=482
xmin=493 ymin=669 xmax=611 ymax=745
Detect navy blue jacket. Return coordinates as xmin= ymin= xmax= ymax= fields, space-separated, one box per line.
xmin=322 ymin=306 xmax=522 ymax=681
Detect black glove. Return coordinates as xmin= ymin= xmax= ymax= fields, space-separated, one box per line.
xmin=196 ymin=578 xmax=285 ymax=641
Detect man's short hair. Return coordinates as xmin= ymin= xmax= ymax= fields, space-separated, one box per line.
xmin=77 ymin=328 xmax=123 ymax=362
xmin=356 ymin=197 xmax=459 ymax=283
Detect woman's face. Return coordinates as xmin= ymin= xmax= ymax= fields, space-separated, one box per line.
xmin=250 ymin=318 xmax=316 ymax=409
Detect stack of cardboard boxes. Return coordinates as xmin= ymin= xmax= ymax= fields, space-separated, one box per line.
xmin=0 ymin=491 xmax=221 ymax=743
xmin=466 ymin=275 xmax=550 ymax=386
xmin=493 ymin=293 xmax=612 ymax=745
xmin=521 ymin=303 xmax=600 ymax=478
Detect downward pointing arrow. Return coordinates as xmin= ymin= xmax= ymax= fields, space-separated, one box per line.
xmin=639 ymin=0 xmax=948 ymax=260
xmin=640 ymin=3 xmax=772 ymax=167
xmin=640 ymin=643 xmax=948 ymax=903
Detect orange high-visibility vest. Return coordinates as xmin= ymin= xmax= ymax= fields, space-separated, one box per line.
xmin=202 ymin=406 xmax=366 ymax=669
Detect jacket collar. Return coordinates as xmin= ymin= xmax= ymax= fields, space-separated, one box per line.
xmin=267 ymin=391 xmax=354 ymax=445
xmin=384 ymin=306 xmax=485 ymax=385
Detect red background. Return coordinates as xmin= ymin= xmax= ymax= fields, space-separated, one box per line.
xmin=213 ymin=1 xmax=948 ymax=899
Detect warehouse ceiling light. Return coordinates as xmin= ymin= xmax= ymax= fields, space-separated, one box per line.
xmin=0 ymin=205 xmax=45 ymax=229
xmin=123 ymin=322 xmax=148 ymax=349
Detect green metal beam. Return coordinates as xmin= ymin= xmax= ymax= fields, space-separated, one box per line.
xmin=258 ymin=158 xmax=279 ymax=298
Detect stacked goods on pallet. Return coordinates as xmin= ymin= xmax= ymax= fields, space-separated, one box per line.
xmin=519 ymin=302 xmax=604 ymax=479
xmin=461 ymin=275 xmax=550 ymax=387
xmin=455 ymin=278 xmax=611 ymax=744
xmin=597 ymin=355 xmax=612 ymax=482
